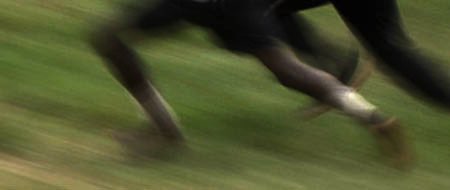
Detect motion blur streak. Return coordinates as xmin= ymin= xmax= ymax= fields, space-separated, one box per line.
xmin=0 ymin=0 xmax=449 ymax=189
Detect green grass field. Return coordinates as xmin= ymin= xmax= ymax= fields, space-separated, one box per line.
xmin=0 ymin=0 xmax=449 ymax=189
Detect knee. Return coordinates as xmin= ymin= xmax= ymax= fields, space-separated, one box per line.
xmin=88 ymin=23 xmax=128 ymax=53
xmin=89 ymin=28 xmax=113 ymax=52
xmin=275 ymin=71 xmax=299 ymax=90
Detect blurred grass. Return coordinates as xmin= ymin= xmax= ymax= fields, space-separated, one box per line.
xmin=0 ymin=0 xmax=449 ymax=189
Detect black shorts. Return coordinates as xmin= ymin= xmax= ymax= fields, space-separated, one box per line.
xmin=129 ymin=0 xmax=282 ymax=53
xmin=271 ymin=0 xmax=329 ymax=14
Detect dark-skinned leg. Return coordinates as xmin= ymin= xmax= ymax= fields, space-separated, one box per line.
xmin=253 ymin=46 xmax=383 ymax=124
xmin=89 ymin=1 xmax=185 ymax=141
xmin=252 ymin=46 xmax=412 ymax=168
xmin=274 ymin=11 xmax=361 ymax=83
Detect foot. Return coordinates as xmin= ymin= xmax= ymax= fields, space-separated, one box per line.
xmin=371 ymin=118 xmax=414 ymax=170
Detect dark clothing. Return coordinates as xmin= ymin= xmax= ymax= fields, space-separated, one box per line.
xmin=273 ymin=0 xmax=450 ymax=108
xmin=273 ymin=0 xmax=329 ymax=12
xmin=132 ymin=0 xmax=281 ymax=52
xmin=128 ymin=0 xmax=450 ymax=108
xmin=329 ymin=0 xmax=450 ymax=107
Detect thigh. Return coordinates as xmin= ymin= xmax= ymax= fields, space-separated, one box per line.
xmin=210 ymin=0 xmax=283 ymax=53
xmin=275 ymin=0 xmax=330 ymax=14
xmin=123 ymin=0 xmax=185 ymax=32
xmin=330 ymin=0 xmax=409 ymax=50
xmin=276 ymin=13 xmax=320 ymax=55
xmin=331 ymin=0 xmax=450 ymax=107
xmin=329 ymin=0 xmax=414 ymax=71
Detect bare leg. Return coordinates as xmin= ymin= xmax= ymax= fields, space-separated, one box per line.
xmin=89 ymin=0 xmax=185 ymax=141
xmin=90 ymin=1 xmax=188 ymax=141
xmin=252 ymin=46 xmax=412 ymax=168
xmin=253 ymin=46 xmax=378 ymax=123
xmin=276 ymin=12 xmax=360 ymax=84
xmin=90 ymin=29 xmax=183 ymax=141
